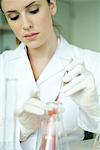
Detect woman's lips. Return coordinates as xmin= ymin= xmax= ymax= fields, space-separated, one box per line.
xmin=24 ymin=32 xmax=39 ymax=40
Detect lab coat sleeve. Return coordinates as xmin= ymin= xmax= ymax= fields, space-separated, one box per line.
xmin=78 ymin=107 xmax=99 ymax=133
xmin=77 ymin=51 xmax=100 ymax=133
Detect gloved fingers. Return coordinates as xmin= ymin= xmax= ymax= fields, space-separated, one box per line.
xmin=24 ymin=104 xmax=45 ymax=115
xmin=23 ymin=98 xmax=47 ymax=115
xmin=63 ymin=64 xmax=85 ymax=83
xmin=84 ymin=72 xmax=96 ymax=91
xmin=63 ymin=81 xmax=86 ymax=96
xmin=65 ymin=58 xmax=83 ymax=72
xmin=16 ymin=106 xmax=25 ymax=117
xmin=61 ymin=74 xmax=86 ymax=95
xmin=16 ymin=108 xmax=32 ymax=124
xmin=31 ymin=90 xmax=40 ymax=98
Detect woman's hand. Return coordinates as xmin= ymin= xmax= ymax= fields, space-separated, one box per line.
xmin=16 ymin=91 xmax=47 ymax=142
xmin=61 ymin=59 xmax=99 ymax=118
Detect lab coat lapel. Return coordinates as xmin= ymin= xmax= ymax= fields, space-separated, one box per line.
xmin=5 ymin=36 xmax=74 ymax=91
xmin=37 ymin=37 xmax=74 ymax=84
xmin=37 ymin=52 xmax=64 ymax=84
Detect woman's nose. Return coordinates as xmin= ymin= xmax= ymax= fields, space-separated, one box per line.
xmin=21 ymin=15 xmax=32 ymax=30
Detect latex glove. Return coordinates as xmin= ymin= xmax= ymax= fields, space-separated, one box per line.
xmin=61 ymin=59 xmax=99 ymax=119
xmin=16 ymin=91 xmax=47 ymax=142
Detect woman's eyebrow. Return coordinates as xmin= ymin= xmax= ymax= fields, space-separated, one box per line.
xmin=5 ymin=10 xmax=18 ymax=14
xmin=25 ymin=1 xmax=37 ymax=8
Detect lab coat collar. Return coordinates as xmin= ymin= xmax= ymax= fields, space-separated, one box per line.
xmin=5 ymin=36 xmax=74 ymax=85
xmin=36 ymin=37 xmax=74 ymax=84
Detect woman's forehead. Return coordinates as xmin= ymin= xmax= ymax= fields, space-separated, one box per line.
xmin=2 ymin=0 xmax=43 ymax=11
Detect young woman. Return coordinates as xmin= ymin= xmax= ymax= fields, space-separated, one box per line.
xmin=0 ymin=0 xmax=100 ymax=149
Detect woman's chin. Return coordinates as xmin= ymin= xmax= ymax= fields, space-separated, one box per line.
xmin=25 ymin=42 xmax=41 ymax=50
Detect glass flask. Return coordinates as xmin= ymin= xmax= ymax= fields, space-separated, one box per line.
xmin=92 ymin=95 xmax=100 ymax=150
xmin=36 ymin=102 xmax=70 ymax=150
xmin=92 ymin=129 xmax=100 ymax=150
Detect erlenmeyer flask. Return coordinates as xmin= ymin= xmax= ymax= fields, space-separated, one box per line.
xmin=36 ymin=102 xmax=70 ymax=150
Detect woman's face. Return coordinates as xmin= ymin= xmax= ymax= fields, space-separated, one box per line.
xmin=1 ymin=0 xmax=57 ymax=49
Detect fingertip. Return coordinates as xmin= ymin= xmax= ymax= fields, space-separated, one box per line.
xmin=63 ymin=75 xmax=70 ymax=84
xmin=31 ymin=89 xmax=40 ymax=98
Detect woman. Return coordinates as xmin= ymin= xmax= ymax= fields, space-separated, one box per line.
xmin=0 ymin=0 xmax=100 ymax=149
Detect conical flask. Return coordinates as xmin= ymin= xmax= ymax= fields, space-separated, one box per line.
xmin=36 ymin=102 xmax=70 ymax=150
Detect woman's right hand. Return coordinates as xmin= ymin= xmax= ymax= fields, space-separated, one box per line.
xmin=16 ymin=91 xmax=47 ymax=142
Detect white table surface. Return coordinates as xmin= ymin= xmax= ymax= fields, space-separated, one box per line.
xmin=70 ymin=139 xmax=94 ymax=150
xmin=0 ymin=139 xmax=95 ymax=150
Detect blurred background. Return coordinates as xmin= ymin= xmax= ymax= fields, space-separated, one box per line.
xmin=0 ymin=0 xmax=100 ymax=53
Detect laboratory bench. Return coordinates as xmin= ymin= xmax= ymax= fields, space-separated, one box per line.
xmin=0 ymin=139 xmax=96 ymax=150
xmin=70 ymin=139 xmax=94 ymax=150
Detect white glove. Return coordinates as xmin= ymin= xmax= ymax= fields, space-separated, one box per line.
xmin=16 ymin=91 xmax=47 ymax=142
xmin=61 ymin=59 xmax=100 ymax=119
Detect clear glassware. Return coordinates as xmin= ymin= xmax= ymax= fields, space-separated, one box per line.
xmin=36 ymin=102 xmax=70 ymax=150
xmin=0 ymin=78 xmax=18 ymax=150
xmin=92 ymin=95 xmax=100 ymax=150
xmin=92 ymin=128 xmax=100 ymax=150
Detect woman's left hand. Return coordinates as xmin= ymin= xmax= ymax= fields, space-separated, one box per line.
xmin=61 ymin=59 xmax=99 ymax=118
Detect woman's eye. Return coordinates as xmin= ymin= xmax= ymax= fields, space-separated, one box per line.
xmin=10 ymin=15 xmax=19 ymax=21
xmin=30 ymin=8 xmax=39 ymax=14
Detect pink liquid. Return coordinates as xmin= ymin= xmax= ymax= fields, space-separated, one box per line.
xmin=41 ymin=108 xmax=57 ymax=150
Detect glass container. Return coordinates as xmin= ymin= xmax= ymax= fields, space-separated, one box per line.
xmin=36 ymin=102 xmax=70 ymax=150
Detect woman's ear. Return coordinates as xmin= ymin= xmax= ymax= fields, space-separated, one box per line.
xmin=49 ymin=0 xmax=57 ymax=16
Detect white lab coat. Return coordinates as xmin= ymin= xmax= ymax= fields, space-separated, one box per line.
xmin=0 ymin=36 xmax=100 ymax=150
